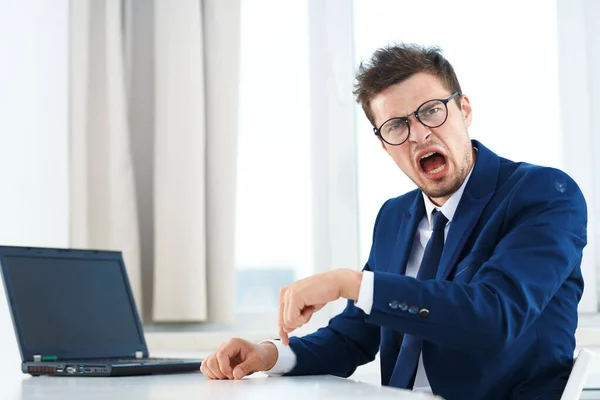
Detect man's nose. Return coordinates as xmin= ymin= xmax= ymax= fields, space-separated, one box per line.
xmin=408 ymin=116 xmax=432 ymax=144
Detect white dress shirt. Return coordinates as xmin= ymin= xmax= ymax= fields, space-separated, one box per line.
xmin=265 ymin=169 xmax=474 ymax=389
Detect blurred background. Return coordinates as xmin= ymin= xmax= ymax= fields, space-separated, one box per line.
xmin=1 ymin=0 xmax=599 ymax=371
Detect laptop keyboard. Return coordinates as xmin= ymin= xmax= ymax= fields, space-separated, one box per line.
xmin=75 ymin=357 xmax=187 ymax=364
xmin=116 ymin=358 xmax=186 ymax=364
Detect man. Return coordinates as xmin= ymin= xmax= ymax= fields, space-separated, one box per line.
xmin=200 ymin=44 xmax=587 ymax=400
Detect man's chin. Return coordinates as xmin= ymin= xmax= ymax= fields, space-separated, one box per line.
xmin=420 ymin=180 xmax=463 ymax=201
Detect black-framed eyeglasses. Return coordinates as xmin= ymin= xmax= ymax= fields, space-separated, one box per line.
xmin=373 ymin=92 xmax=460 ymax=146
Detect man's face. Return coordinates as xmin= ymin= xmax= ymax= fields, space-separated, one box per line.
xmin=370 ymin=72 xmax=475 ymax=206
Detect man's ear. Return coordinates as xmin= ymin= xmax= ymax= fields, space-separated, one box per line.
xmin=460 ymin=95 xmax=473 ymax=128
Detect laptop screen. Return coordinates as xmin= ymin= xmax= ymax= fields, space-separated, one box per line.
xmin=1 ymin=250 xmax=147 ymax=361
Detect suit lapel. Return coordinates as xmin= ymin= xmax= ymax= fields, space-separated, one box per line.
xmin=436 ymin=141 xmax=500 ymax=280
xmin=387 ymin=193 xmax=425 ymax=274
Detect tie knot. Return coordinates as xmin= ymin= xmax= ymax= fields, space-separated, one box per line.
xmin=432 ymin=210 xmax=448 ymax=232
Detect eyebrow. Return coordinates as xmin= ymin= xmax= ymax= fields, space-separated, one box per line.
xmin=397 ymin=95 xmax=448 ymax=119
xmin=396 ymin=108 xmax=418 ymax=121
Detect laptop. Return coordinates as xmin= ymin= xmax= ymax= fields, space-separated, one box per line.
xmin=0 ymin=246 xmax=203 ymax=376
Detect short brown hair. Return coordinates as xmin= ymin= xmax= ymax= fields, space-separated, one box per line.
xmin=353 ymin=43 xmax=463 ymax=127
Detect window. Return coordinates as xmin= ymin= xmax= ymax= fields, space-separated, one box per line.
xmin=234 ymin=0 xmax=599 ymax=331
xmin=235 ymin=0 xmax=312 ymax=316
xmin=353 ymin=0 xmax=597 ymax=312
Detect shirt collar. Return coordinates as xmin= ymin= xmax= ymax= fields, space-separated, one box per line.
xmin=422 ymin=165 xmax=474 ymax=228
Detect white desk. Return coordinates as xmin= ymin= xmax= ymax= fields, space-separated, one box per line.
xmin=7 ymin=372 xmax=440 ymax=400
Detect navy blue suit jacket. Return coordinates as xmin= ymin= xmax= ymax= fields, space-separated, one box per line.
xmin=285 ymin=141 xmax=587 ymax=400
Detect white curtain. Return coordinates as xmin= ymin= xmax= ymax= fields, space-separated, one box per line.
xmin=151 ymin=0 xmax=208 ymax=321
xmin=126 ymin=0 xmax=239 ymax=323
xmin=151 ymin=0 xmax=240 ymax=322
xmin=201 ymin=0 xmax=240 ymax=325
xmin=70 ymin=0 xmax=143 ymax=312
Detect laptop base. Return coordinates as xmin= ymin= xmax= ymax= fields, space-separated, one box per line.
xmin=23 ymin=359 xmax=202 ymax=377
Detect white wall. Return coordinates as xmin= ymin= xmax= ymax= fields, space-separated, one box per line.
xmin=0 ymin=0 xmax=69 ymax=376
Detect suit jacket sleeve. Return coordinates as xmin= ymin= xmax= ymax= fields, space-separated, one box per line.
xmin=283 ymin=201 xmax=394 ymax=377
xmin=364 ymin=168 xmax=587 ymax=357
xmin=285 ymin=297 xmax=380 ymax=377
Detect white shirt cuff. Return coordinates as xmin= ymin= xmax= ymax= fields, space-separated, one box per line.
xmin=260 ymin=339 xmax=297 ymax=375
xmin=354 ymin=270 xmax=374 ymax=315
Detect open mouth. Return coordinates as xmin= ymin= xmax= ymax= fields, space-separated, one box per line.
xmin=419 ymin=152 xmax=447 ymax=175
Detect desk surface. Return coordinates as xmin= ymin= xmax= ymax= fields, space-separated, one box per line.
xmin=6 ymin=372 xmax=440 ymax=400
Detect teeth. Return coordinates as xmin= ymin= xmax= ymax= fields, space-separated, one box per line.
xmin=420 ymin=152 xmax=436 ymax=160
xmin=427 ymin=163 xmax=446 ymax=175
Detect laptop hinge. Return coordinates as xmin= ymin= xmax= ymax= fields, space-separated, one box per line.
xmin=135 ymin=351 xmax=143 ymax=359
xmin=33 ymin=354 xmax=41 ymax=362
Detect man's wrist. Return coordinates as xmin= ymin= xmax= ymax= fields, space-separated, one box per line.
xmin=260 ymin=341 xmax=278 ymax=371
xmin=339 ymin=269 xmax=363 ymax=302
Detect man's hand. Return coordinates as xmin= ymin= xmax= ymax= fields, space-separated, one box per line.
xmin=278 ymin=269 xmax=362 ymax=345
xmin=200 ymin=338 xmax=278 ymax=380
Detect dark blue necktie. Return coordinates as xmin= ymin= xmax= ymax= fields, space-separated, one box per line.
xmin=395 ymin=210 xmax=448 ymax=389
xmin=416 ymin=210 xmax=449 ymax=281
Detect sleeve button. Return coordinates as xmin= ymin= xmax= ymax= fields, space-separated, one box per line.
xmin=408 ymin=305 xmax=419 ymax=314
xmin=418 ymin=308 xmax=430 ymax=318
xmin=389 ymin=300 xmax=399 ymax=309
xmin=399 ymin=302 xmax=408 ymax=311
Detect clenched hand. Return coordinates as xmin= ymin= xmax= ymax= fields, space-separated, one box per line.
xmin=200 ymin=338 xmax=278 ymax=380
xmin=278 ymin=269 xmax=362 ymax=345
